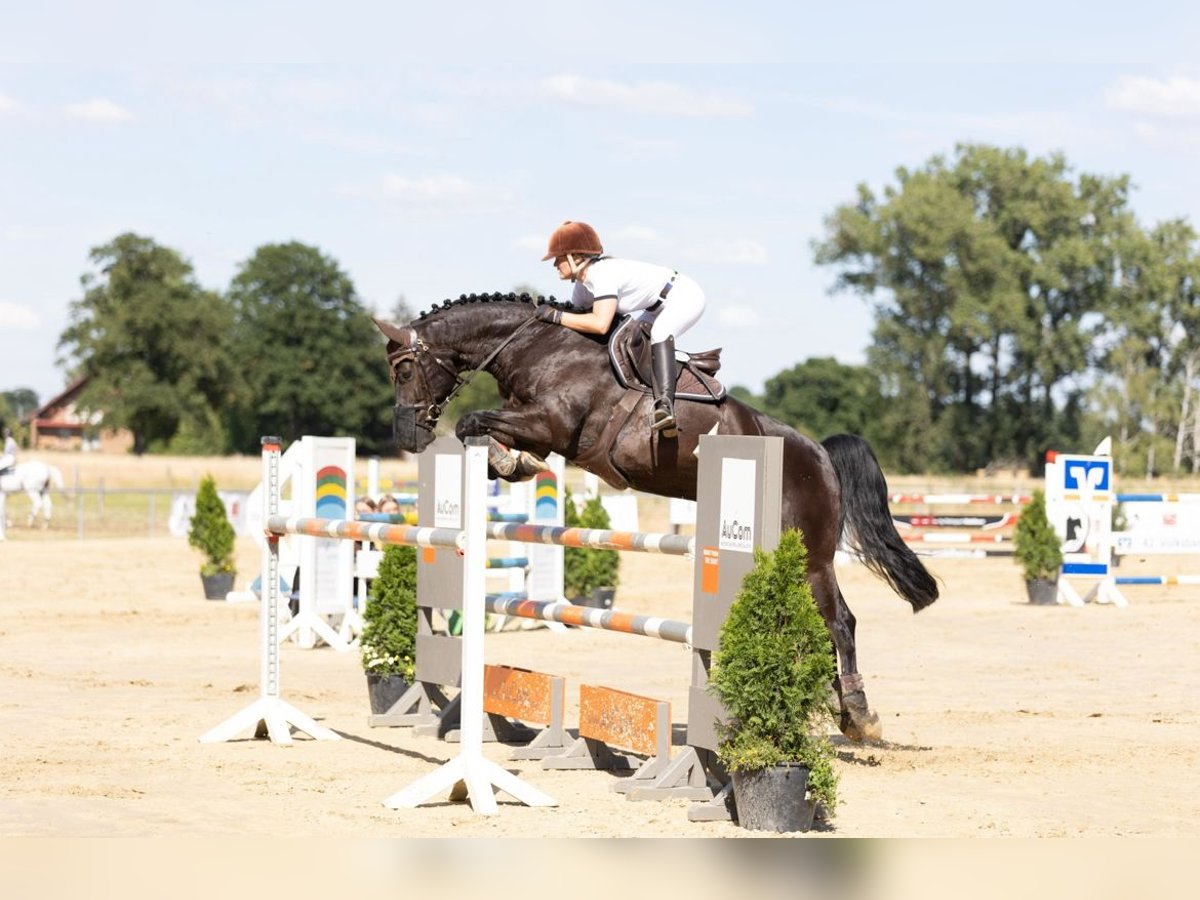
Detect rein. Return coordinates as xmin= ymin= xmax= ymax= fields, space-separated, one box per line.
xmin=388 ymin=313 xmax=542 ymax=428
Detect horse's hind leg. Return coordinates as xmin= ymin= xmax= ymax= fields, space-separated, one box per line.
xmin=809 ymin=564 xmax=882 ymax=743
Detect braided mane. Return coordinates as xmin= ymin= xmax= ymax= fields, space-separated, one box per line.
xmin=417 ymin=291 xmax=570 ymax=320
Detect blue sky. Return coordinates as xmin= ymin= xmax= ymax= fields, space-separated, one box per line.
xmin=3 ymin=2 xmax=1200 ymax=407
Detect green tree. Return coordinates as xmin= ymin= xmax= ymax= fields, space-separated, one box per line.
xmin=188 ymin=474 xmax=236 ymax=576
xmin=757 ymin=357 xmax=885 ymax=448
xmin=58 ymin=233 xmax=239 ymax=454
xmin=2 ymin=388 xmax=39 ymax=422
xmin=1093 ymin=219 xmax=1200 ymax=475
xmin=225 ymin=242 xmax=395 ymax=454
xmin=562 ymin=487 xmax=619 ymax=599
xmin=815 ymin=145 xmax=1133 ymax=472
xmin=709 ymin=529 xmax=838 ymax=811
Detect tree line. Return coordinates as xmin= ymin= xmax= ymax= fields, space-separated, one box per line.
xmin=742 ymin=144 xmax=1200 ymax=477
xmin=4 ymin=143 xmax=1197 ymax=475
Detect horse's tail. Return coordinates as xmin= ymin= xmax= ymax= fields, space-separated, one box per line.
xmin=48 ymin=465 xmax=64 ymax=492
xmin=822 ymin=433 xmax=938 ymax=612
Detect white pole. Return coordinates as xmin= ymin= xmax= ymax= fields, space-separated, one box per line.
xmin=199 ymin=436 xmax=341 ymax=746
xmin=383 ymin=438 xmax=555 ymax=815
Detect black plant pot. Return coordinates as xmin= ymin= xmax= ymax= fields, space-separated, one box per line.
xmin=571 ymin=586 xmax=615 ymax=610
xmin=1025 ymin=577 xmax=1059 ymax=605
xmin=200 ymin=571 xmax=235 ymax=601
xmin=366 ymin=673 xmax=411 ymax=715
xmin=731 ymin=763 xmax=818 ymax=833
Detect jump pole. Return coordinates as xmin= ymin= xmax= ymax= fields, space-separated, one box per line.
xmin=200 ymin=437 xmax=341 ymax=746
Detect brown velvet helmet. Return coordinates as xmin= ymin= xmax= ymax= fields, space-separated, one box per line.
xmin=542 ymin=220 xmax=603 ymax=260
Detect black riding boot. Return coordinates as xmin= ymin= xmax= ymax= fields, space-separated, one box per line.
xmin=650 ymin=337 xmax=678 ymax=438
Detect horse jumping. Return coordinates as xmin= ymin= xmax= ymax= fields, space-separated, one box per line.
xmin=375 ymin=293 xmax=940 ymax=742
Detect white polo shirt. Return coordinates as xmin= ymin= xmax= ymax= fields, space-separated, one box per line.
xmin=569 ymin=258 xmax=676 ymax=315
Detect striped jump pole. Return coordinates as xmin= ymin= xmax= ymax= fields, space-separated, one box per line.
xmin=1113 ymin=575 xmax=1200 ymax=586
xmin=902 ymin=532 xmax=1013 ymax=545
xmin=1115 ymin=493 xmax=1200 ymax=503
xmin=888 ymin=493 xmax=1032 ymax=505
xmin=267 ymin=515 xmax=465 ymax=550
xmin=484 ymin=595 xmax=694 ymax=644
xmin=485 ymin=521 xmax=694 ymax=556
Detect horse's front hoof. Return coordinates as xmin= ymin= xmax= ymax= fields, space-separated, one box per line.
xmin=513 ymin=451 xmax=549 ymax=477
xmin=838 ymin=692 xmax=883 ymax=743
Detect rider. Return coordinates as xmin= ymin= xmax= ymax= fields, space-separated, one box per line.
xmin=0 ymin=427 xmax=16 ymax=474
xmin=536 ymin=220 xmax=706 ymax=438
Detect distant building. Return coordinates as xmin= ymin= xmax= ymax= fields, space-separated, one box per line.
xmin=28 ymin=378 xmax=133 ymax=452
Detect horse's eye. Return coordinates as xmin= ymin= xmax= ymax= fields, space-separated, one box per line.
xmin=395 ymin=359 xmax=415 ymax=383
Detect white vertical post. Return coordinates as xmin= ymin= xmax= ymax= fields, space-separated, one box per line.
xmin=199 ymin=436 xmax=341 ymax=746
xmin=383 ymin=438 xmax=555 ymax=815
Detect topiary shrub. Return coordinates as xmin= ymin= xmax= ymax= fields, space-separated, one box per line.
xmin=708 ymin=528 xmax=839 ymax=812
xmin=188 ymin=474 xmax=236 ymax=577
xmin=360 ymin=544 xmax=417 ymax=680
xmin=562 ymin=486 xmax=620 ymax=600
xmin=1014 ymin=489 xmax=1063 ymax=582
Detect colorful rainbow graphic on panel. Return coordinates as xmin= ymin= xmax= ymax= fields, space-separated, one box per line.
xmin=534 ymin=470 xmax=558 ymax=521
xmin=315 ymin=466 xmax=349 ymax=519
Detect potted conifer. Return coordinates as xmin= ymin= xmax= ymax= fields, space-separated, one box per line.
xmin=360 ymin=544 xmax=418 ymax=714
xmin=563 ymin=487 xmax=620 ymax=609
xmin=188 ymin=474 xmax=237 ymax=600
xmin=708 ymin=528 xmax=839 ymax=833
xmin=1014 ymin=489 xmax=1064 ymax=605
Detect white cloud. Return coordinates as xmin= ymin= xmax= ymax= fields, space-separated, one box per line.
xmin=0 ymin=94 xmax=19 ymax=114
xmin=65 ymin=98 xmax=135 ymax=123
xmin=715 ymin=304 xmax=764 ymax=329
xmin=1105 ymin=75 xmax=1200 ymax=119
xmin=0 ymin=301 xmax=40 ymax=330
xmin=2 ymin=225 xmax=49 ymax=240
xmin=345 ymin=172 xmax=514 ymax=213
xmin=543 ymin=74 xmax=751 ymax=118
xmin=685 ymin=238 xmax=768 ymax=266
xmin=514 ymin=234 xmax=547 ymax=252
xmin=614 ymin=225 xmax=660 ymax=242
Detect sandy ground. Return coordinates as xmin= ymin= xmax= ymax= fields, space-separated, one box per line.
xmin=3 ymin=487 xmax=1199 ymax=839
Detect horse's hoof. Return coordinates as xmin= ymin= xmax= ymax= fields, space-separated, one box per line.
xmin=839 ymin=692 xmax=882 ymax=743
xmin=514 ymin=451 xmax=550 ymax=477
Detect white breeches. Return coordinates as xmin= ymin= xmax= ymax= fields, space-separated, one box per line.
xmin=642 ymin=273 xmax=705 ymax=343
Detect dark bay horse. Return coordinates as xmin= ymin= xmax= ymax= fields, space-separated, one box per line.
xmin=375 ymin=292 xmax=938 ymax=742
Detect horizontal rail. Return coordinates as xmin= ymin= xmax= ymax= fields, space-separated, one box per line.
xmin=889 ymin=493 xmax=1032 ymax=505
xmin=485 ymin=522 xmax=694 ymax=557
xmin=265 ymin=515 xmax=463 ymax=549
xmin=1115 ymin=493 xmax=1200 ymax=503
xmin=1114 ymin=575 xmax=1200 ymax=586
xmin=485 ymin=596 xmax=693 ymax=644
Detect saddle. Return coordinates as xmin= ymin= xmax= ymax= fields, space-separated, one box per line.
xmin=607 ymin=316 xmax=726 ymax=403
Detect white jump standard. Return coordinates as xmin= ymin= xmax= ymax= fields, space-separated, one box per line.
xmin=200 ymin=437 xmax=341 ymax=747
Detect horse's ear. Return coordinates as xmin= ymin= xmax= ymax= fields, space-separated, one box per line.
xmin=373 ymin=317 xmax=408 ymax=345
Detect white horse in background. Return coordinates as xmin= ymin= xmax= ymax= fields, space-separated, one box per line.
xmin=0 ymin=461 xmax=65 ymax=534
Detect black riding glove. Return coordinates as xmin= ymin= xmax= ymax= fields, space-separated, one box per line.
xmin=536 ymin=305 xmax=562 ymax=325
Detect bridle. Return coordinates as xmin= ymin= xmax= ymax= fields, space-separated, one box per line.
xmin=385 ymin=314 xmax=541 ymax=437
